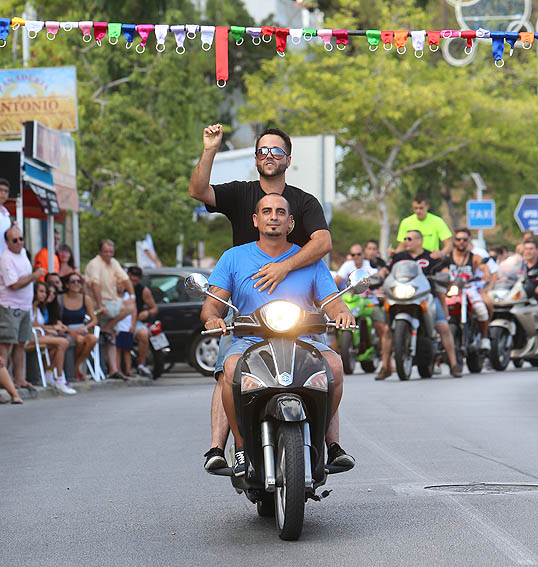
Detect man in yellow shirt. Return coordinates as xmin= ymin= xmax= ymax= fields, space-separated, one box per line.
xmin=395 ymin=193 xmax=452 ymax=259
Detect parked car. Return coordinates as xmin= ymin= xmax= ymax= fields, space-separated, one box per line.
xmin=141 ymin=267 xmax=216 ymax=376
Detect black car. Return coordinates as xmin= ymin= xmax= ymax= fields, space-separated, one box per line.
xmin=142 ymin=267 xmax=217 ymax=376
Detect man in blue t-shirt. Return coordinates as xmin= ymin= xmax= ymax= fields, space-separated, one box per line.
xmin=202 ymin=193 xmax=356 ymax=476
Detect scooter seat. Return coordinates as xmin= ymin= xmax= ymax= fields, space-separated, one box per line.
xmin=207 ymin=467 xmax=233 ymax=477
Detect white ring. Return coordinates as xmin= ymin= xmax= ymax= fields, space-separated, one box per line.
xmin=187 ymin=31 xmax=196 ymax=39
xmin=136 ymin=44 xmax=145 ymax=54
xmin=324 ymin=42 xmax=333 ymax=52
xmin=262 ymin=34 xmax=272 ymax=43
xmin=415 ymin=50 xmax=423 ymax=58
xmin=47 ymin=32 xmax=56 ymax=41
xmin=126 ymin=41 xmax=133 ymax=49
xmin=429 ymin=43 xmax=439 ymax=52
xmin=202 ymin=42 xmax=211 ymax=51
xmin=291 ymin=36 xmax=301 ymax=45
xmin=96 ymin=39 xmax=102 ymax=47
xmin=369 ymin=44 xmax=378 ymax=51
xmin=235 ymin=37 xmax=244 ymax=46
xmin=277 ymin=50 xmax=285 ymax=57
xmin=384 ymin=42 xmax=393 ymax=51
xmin=337 ymin=43 xmax=346 ymax=50
xmin=11 ymin=24 xmax=20 ymax=31
xmin=63 ymin=23 xmax=72 ymax=32
xmin=495 ymin=59 xmax=504 ymax=68
xmin=523 ymin=41 xmax=532 ymax=50
xmin=397 ymin=46 xmax=406 ymax=54
xmin=464 ymin=45 xmax=473 ymax=55
xmin=82 ymin=34 xmax=92 ymax=43
xmin=175 ymin=45 xmax=185 ymax=54
xmin=304 ymin=33 xmax=312 ymax=41
xmin=109 ymin=37 xmax=118 ymax=45
xmin=252 ymin=36 xmax=261 ymax=45
xmin=27 ymin=30 xmax=37 ymax=39
xmin=217 ymin=79 xmax=227 ymax=88
xmin=156 ymin=43 xmax=166 ymax=52
xmin=0 ymin=40 xmax=5 ymax=48
xmin=441 ymin=30 xmax=452 ymax=39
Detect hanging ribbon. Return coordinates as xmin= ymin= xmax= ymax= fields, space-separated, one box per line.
xmin=476 ymin=28 xmax=490 ymax=39
xmin=520 ymin=31 xmax=534 ymax=50
xmin=200 ymin=26 xmax=215 ymax=51
xmin=246 ymin=27 xmax=262 ymax=45
xmin=78 ymin=21 xmax=93 ymax=42
xmin=10 ymin=17 xmax=25 ymax=30
xmin=302 ymin=28 xmax=316 ymax=41
xmin=427 ymin=30 xmax=440 ymax=51
xmin=366 ymin=30 xmax=381 ymax=51
xmin=317 ymin=29 xmax=333 ymax=51
xmin=261 ymin=25 xmax=275 ymax=43
xmin=171 ymin=25 xmax=186 ymax=54
xmin=333 ymin=30 xmax=348 ymax=50
xmin=394 ymin=30 xmax=409 ymax=54
xmin=230 ymin=26 xmax=245 ymax=46
xmin=45 ymin=21 xmax=60 ymax=41
xmin=215 ymin=26 xmax=229 ymax=88
xmin=136 ymin=24 xmax=154 ymax=53
xmin=411 ymin=30 xmax=426 ymax=58
xmin=60 ymin=21 xmax=79 ymax=31
xmin=93 ymin=22 xmax=108 ymax=46
xmin=154 ymin=24 xmax=169 ymax=52
xmin=491 ymin=31 xmax=505 ymax=67
xmin=122 ymin=24 xmax=136 ymax=48
xmin=441 ymin=29 xmax=460 ymax=39
xmin=289 ymin=28 xmax=302 ymax=45
xmin=186 ymin=24 xmax=198 ymax=39
xmin=108 ymin=23 xmax=122 ymax=45
xmin=460 ymin=30 xmax=476 ymax=54
xmin=25 ymin=20 xmax=44 ymax=39
xmin=275 ymin=27 xmax=289 ymax=56
xmin=504 ymin=31 xmax=519 ymax=56
xmin=381 ymin=30 xmax=394 ymax=50
xmin=0 ymin=18 xmax=9 ymax=47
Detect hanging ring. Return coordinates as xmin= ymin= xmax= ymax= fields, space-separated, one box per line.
xmin=186 ymin=31 xmax=196 ymax=40
xmin=96 ymin=39 xmax=102 ymax=47
xmin=136 ymin=43 xmax=146 ymax=54
xmin=384 ymin=42 xmax=393 ymax=51
xmin=175 ymin=45 xmax=185 ymax=54
xmin=82 ymin=34 xmax=92 ymax=43
xmin=464 ymin=45 xmax=473 ymax=55
xmin=495 ymin=58 xmax=504 ymax=68
xmin=27 ymin=30 xmax=37 ymax=39
xmin=126 ymin=41 xmax=133 ymax=49
xmin=62 ymin=23 xmax=73 ymax=32
xmin=156 ymin=43 xmax=166 ymax=52
xmin=217 ymin=79 xmax=226 ymax=88
xmin=324 ymin=42 xmax=333 ymax=52
xmin=397 ymin=46 xmax=406 ymax=54
xmin=262 ymin=34 xmax=272 ymax=43
xmin=47 ymin=32 xmax=56 ymax=41
xmin=337 ymin=43 xmax=346 ymax=50
xmin=0 ymin=40 xmax=6 ymax=48
xmin=522 ymin=41 xmax=532 ymax=50
xmin=429 ymin=43 xmax=439 ymax=52
xmin=277 ymin=50 xmax=285 ymax=57
xmin=235 ymin=37 xmax=244 ymax=46
xmin=441 ymin=30 xmax=452 ymax=39
xmin=252 ymin=36 xmax=261 ymax=45
xmin=304 ymin=33 xmax=313 ymax=41
xmin=414 ymin=49 xmax=424 ymax=59
xmin=202 ymin=42 xmax=212 ymax=51
xmin=291 ymin=36 xmax=301 ymax=45
xmin=11 ymin=23 xmax=20 ymax=31
xmin=369 ymin=44 xmax=378 ymax=51
xmin=109 ymin=36 xmax=118 ymax=45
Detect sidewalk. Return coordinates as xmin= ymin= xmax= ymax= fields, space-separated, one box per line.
xmin=0 ymin=375 xmax=153 ymax=404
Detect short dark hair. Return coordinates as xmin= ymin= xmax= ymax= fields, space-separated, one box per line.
xmin=0 ymin=178 xmax=11 ymax=190
xmin=255 ymin=128 xmax=292 ymax=155
xmin=523 ymin=237 xmax=538 ymax=248
xmin=365 ymin=239 xmax=379 ymax=247
xmin=4 ymin=225 xmax=18 ymax=242
xmin=45 ymin=272 xmax=61 ymax=282
xmin=413 ymin=192 xmax=429 ymax=204
xmin=407 ymin=229 xmax=423 ymax=240
xmin=255 ymin=193 xmax=290 ymax=214
xmin=127 ymin=266 xmax=143 ymax=278
xmin=455 ymin=227 xmax=471 ymax=237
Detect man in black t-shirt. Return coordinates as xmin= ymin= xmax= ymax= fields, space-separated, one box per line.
xmin=189 ymin=125 xmax=354 ymax=471
xmin=522 ymin=238 xmax=538 ymax=299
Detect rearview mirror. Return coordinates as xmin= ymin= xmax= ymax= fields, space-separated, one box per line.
xmin=348 ymin=269 xmax=371 ymax=294
xmin=185 ymin=273 xmax=209 ymax=299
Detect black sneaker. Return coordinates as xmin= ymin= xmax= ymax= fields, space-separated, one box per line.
xmin=327 ymin=443 xmax=355 ymax=468
xmin=233 ymin=447 xmax=245 ymax=477
xmin=203 ymin=447 xmax=227 ymax=471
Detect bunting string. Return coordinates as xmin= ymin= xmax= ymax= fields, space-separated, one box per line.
xmin=1 ymin=16 xmax=537 ymax=87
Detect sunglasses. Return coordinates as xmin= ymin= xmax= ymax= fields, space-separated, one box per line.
xmin=455 ymin=237 xmax=469 ymax=242
xmin=10 ymin=237 xmax=24 ymax=243
xmin=69 ymin=279 xmax=82 ymax=284
xmin=255 ymin=146 xmax=288 ymax=160
xmin=351 ymin=253 xmax=362 ymax=257
xmin=404 ymin=237 xmax=415 ymax=241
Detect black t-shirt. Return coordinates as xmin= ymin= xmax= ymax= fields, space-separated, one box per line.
xmin=388 ymin=249 xmax=439 ymax=276
xmin=524 ymin=260 xmax=538 ymax=298
xmin=206 ymin=180 xmax=329 ymax=247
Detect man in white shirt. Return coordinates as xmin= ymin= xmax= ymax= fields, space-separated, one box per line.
xmin=0 ymin=179 xmax=13 ymax=257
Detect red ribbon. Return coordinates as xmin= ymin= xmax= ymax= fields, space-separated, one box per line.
xmin=380 ymin=30 xmax=394 ymax=45
xmin=275 ymin=27 xmax=289 ymax=53
xmin=93 ymin=22 xmax=108 ymax=42
xmin=427 ymin=30 xmax=441 ymax=46
xmin=333 ymin=30 xmax=348 ymax=46
xmin=261 ymin=25 xmax=275 ymax=39
xmin=215 ymin=26 xmax=229 ymax=86
xmin=460 ymin=30 xmax=476 ymax=49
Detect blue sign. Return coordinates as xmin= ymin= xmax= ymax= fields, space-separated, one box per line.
xmin=466 ymin=200 xmax=496 ymax=229
xmin=514 ymin=194 xmax=538 ymax=234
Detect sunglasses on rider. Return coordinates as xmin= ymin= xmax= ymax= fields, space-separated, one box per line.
xmin=455 ymin=237 xmax=469 ymax=242
xmin=404 ymin=237 xmax=415 ymax=241
xmin=255 ymin=146 xmax=289 ymax=160
xmin=350 ymin=253 xmax=362 ymax=257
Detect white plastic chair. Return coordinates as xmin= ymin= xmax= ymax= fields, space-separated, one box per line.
xmin=85 ymin=325 xmax=105 ymax=382
xmin=30 ymin=327 xmax=52 ymax=388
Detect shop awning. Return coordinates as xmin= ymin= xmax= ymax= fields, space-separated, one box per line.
xmin=22 ymin=161 xmax=61 ymax=218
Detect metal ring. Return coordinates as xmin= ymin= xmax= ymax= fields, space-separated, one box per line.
xmin=0 ymin=40 xmax=5 ymax=48
xmin=441 ymin=30 xmax=452 ymax=39
xmin=369 ymin=44 xmax=378 ymax=51
xmin=252 ymin=36 xmax=261 ymax=45
xmin=47 ymin=32 xmax=57 ymax=41
xmin=109 ymin=36 xmax=118 ymax=45
xmin=201 ymin=42 xmax=211 ymax=51
xmin=384 ymin=42 xmax=393 ymax=51
xmin=186 ymin=31 xmax=196 ymax=40
xmin=126 ymin=41 xmax=133 ymax=49
xmin=397 ymin=46 xmax=406 ymax=54
xmin=464 ymin=45 xmax=473 ymax=55
xmin=82 ymin=34 xmax=92 ymax=43
xmin=217 ymin=79 xmax=226 ymax=88
xmin=235 ymin=37 xmax=244 ymax=46
xmin=337 ymin=43 xmax=346 ymax=50
xmin=27 ymin=30 xmax=37 ymax=39
xmin=96 ymin=39 xmax=102 ymax=47
xmin=495 ymin=59 xmax=504 ymax=68
xmin=277 ymin=50 xmax=285 ymax=57
xmin=156 ymin=43 xmax=166 ymax=52
xmin=62 ymin=23 xmax=72 ymax=32
xmin=175 ymin=45 xmax=185 ymax=55
xmin=136 ymin=43 xmax=146 ymax=54
xmin=324 ymin=42 xmax=333 ymax=52
xmin=262 ymin=34 xmax=272 ymax=43
xmin=291 ymin=36 xmax=301 ymax=45
xmin=415 ymin=50 xmax=423 ymax=59
xmin=304 ymin=33 xmax=313 ymax=41
xmin=523 ymin=41 xmax=532 ymax=50
xmin=429 ymin=43 xmax=439 ymax=52
xmin=11 ymin=24 xmax=20 ymax=31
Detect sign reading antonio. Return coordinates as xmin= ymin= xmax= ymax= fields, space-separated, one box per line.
xmin=0 ymin=67 xmax=78 ymax=137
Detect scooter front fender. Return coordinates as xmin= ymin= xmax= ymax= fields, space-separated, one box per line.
xmin=490 ymin=319 xmax=516 ymax=336
xmin=264 ymin=394 xmax=307 ymax=422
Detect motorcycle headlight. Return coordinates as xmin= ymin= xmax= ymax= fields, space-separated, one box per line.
xmin=304 ymin=371 xmax=328 ymax=392
xmin=241 ymin=373 xmax=267 ymax=393
xmin=260 ymin=301 xmax=302 ymax=333
xmin=393 ymin=284 xmax=416 ymax=299
xmin=492 ymin=288 xmax=509 ymax=301
xmin=446 ymin=285 xmax=459 ymax=297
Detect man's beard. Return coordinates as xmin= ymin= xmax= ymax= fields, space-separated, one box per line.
xmin=256 ymin=160 xmax=287 ymax=178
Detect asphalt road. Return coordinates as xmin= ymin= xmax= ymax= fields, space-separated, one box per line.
xmin=2 ymin=363 xmax=538 ymax=567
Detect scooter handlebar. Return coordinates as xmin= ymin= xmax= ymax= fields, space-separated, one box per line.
xmin=201 ymin=326 xmax=235 ymax=336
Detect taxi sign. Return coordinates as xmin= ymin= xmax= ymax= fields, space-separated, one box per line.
xmin=466 ymin=200 xmax=495 ymax=229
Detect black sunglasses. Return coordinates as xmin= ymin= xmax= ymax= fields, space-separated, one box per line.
xmin=455 ymin=237 xmax=469 ymax=242
xmin=350 ymin=252 xmax=362 ymax=257
xmin=69 ymin=279 xmax=82 ymax=284
xmin=404 ymin=237 xmax=415 ymax=241
xmin=10 ymin=237 xmax=24 ymax=243
xmin=255 ymin=146 xmax=288 ymax=160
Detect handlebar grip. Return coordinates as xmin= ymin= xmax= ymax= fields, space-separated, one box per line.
xmin=327 ymin=322 xmax=357 ymax=329
xmin=201 ymin=326 xmax=234 ymax=336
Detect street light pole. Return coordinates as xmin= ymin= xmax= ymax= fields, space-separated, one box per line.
xmin=470 ymin=172 xmax=487 ymax=248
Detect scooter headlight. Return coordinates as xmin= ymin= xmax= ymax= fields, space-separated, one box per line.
xmin=492 ymin=288 xmax=509 ymax=301
xmin=446 ymin=285 xmax=459 ymax=297
xmin=260 ymin=301 xmax=302 ymax=333
xmin=304 ymin=371 xmax=328 ymax=392
xmin=393 ymin=284 xmax=416 ymax=299
xmin=241 ymin=373 xmax=267 ymax=393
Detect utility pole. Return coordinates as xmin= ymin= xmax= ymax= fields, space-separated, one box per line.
xmin=470 ymin=172 xmax=487 ymax=248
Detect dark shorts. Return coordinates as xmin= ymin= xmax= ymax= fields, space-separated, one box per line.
xmin=116 ymin=331 xmax=133 ymax=350
xmin=0 ymin=305 xmax=32 ymax=344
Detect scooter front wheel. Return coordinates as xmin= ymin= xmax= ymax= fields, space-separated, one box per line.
xmin=394 ymin=319 xmax=412 ymax=380
xmin=489 ymin=327 xmax=511 ymax=371
xmin=275 ymin=423 xmax=305 ymax=541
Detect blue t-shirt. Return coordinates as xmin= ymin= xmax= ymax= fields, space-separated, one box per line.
xmin=209 ymin=242 xmax=337 ymax=315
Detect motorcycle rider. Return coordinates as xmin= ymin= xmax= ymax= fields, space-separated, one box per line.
xmin=376 ymin=230 xmax=463 ymax=378
xmin=201 ymin=193 xmax=355 ymax=476
xmin=448 ymin=228 xmax=492 ymax=351
xmin=522 ymin=237 xmax=538 ymax=298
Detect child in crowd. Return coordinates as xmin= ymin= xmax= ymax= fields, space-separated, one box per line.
xmin=116 ymin=281 xmax=137 ymax=377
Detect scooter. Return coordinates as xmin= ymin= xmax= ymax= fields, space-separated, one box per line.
xmin=488 ymin=260 xmax=538 ymax=370
xmin=131 ymin=320 xmax=170 ymax=379
xmin=185 ymin=269 xmax=370 ymax=541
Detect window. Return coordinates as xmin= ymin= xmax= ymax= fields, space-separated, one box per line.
xmin=149 ymin=275 xmax=190 ymax=304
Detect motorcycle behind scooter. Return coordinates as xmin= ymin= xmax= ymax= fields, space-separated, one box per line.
xmin=185 ymin=269 xmax=370 ymax=541
xmin=130 ymin=320 xmax=170 ymax=379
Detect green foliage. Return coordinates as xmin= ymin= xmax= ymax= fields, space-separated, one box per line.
xmin=330 ymin=209 xmax=379 ymax=257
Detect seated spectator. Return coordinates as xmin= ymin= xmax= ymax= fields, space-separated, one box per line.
xmin=60 ymin=273 xmax=99 ymax=381
xmin=45 ymin=272 xmax=63 ymax=295
xmin=45 ymin=283 xmax=62 ymax=325
xmin=115 ymin=282 xmax=137 ymax=377
xmin=58 ymin=244 xmax=76 ymax=278
xmin=30 ymin=281 xmax=74 ymax=394
xmin=0 ymin=355 xmax=23 ymax=404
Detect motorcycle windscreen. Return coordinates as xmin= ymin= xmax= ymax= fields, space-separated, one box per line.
xmin=393 ymin=260 xmax=419 ymax=282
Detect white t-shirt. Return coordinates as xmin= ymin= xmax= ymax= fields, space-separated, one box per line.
xmin=116 ymin=291 xmax=132 ymax=332
xmin=136 ymin=233 xmax=158 ymax=269
xmin=336 ymin=258 xmax=379 ymax=303
xmin=0 ymin=206 xmax=12 ymax=257
xmin=472 ymin=246 xmax=498 ymax=289
xmin=0 ymin=248 xmax=33 ymax=310
xmin=30 ymin=306 xmax=45 ymax=326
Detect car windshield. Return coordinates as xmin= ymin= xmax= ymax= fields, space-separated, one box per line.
xmin=495 ymin=256 xmax=523 ymax=289
xmin=149 ymin=275 xmax=195 ymax=303
xmin=393 ymin=260 xmax=419 ymax=282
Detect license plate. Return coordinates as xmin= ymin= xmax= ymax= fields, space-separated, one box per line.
xmin=150 ymin=333 xmax=169 ymax=350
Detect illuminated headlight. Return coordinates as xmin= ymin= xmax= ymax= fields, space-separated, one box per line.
xmin=241 ymin=373 xmax=267 ymax=393
xmin=393 ymin=284 xmax=416 ymax=299
xmin=492 ymin=289 xmax=509 ymax=301
xmin=260 ymin=301 xmax=302 ymax=332
xmin=446 ymin=285 xmax=459 ymax=297
xmin=304 ymin=371 xmax=328 ymax=392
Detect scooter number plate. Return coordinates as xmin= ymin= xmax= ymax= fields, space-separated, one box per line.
xmin=150 ymin=333 xmax=169 ymax=350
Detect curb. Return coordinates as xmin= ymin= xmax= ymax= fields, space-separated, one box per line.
xmin=0 ymin=376 xmax=153 ymax=403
